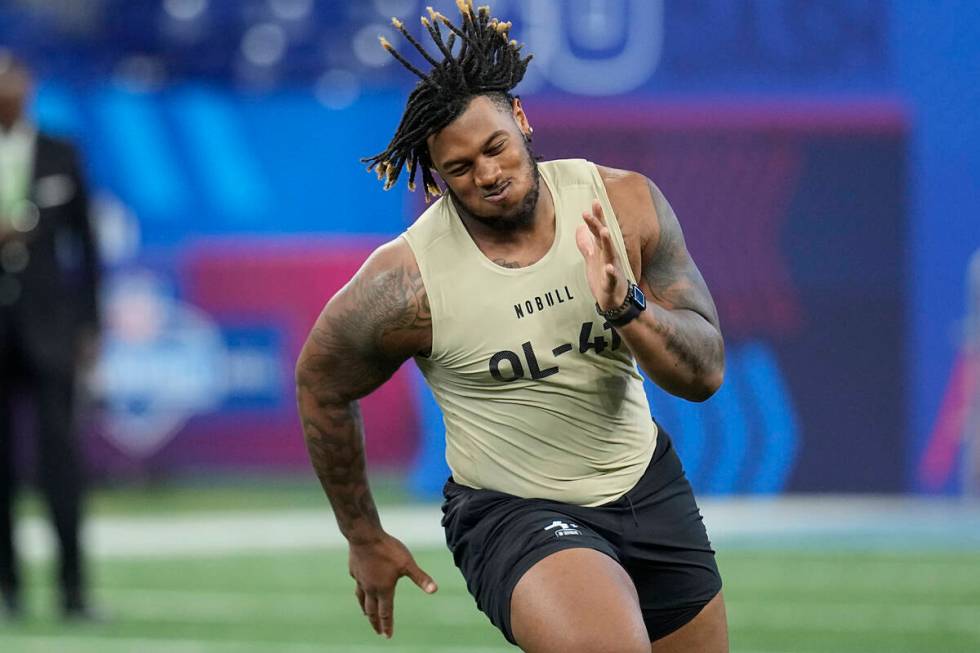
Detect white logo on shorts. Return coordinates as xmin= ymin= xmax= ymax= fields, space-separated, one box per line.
xmin=543 ymin=520 xmax=581 ymax=538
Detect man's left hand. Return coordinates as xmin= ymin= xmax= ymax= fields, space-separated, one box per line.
xmin=575 ymin=199 xmax=629 ymax=311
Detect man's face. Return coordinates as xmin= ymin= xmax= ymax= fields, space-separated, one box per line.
xmin=0 ymin=66 xmax=29 ymax=130
xmin=427 ymin=95 xmax=538 ymax=230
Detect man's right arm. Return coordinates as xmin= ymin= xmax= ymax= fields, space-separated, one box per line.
xmin=294 ymin=236 xmax=434 ymax=637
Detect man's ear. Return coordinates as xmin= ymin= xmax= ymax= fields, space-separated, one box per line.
xmin=512 ymin=97 xmax=532 ymax=139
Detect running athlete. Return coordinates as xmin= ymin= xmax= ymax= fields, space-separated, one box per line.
xmin=296 ymin=3 xmax=728 ymax=651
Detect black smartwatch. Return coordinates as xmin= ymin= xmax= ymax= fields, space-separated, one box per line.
xmin=596 ymin=282 xmax=646 ymax=327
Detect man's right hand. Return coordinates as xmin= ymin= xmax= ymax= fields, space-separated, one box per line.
xmin=349 ymin=533 xmax=438 ymax=638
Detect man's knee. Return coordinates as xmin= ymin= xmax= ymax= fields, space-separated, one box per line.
xmin=651 ymin=592 xmax=729 ymax=653
xmin=532 ymin=626 xmax=649 ymax=653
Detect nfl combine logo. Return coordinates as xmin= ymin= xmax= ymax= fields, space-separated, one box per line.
xmin=543 ymin=520 xmax=582 ymax=538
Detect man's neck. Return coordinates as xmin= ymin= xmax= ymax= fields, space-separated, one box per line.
xmin=457 ymin=182 xmax=554 ymax=247
xmin=454 ymin=179 xmax=556 ymax=268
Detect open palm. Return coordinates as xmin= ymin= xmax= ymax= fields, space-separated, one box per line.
xmin=575 ymin=199 xmax=628 ymax=311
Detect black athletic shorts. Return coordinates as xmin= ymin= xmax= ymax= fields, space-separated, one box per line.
xmin=441 ymin=426 xmax=721 ymax=645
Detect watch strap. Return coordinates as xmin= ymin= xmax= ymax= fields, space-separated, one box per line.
xmin=596 ymin=282 xmax=645 ymax=327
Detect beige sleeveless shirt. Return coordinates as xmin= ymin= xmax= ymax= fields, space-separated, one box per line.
xmin=404 ymin=158 xmax=657 ymax=506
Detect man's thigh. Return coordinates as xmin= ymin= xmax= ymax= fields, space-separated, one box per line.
xmin=510 ymin=548 xmax=649 ymax=653
xmin=598 ymin=428 xmax=723 ymax=642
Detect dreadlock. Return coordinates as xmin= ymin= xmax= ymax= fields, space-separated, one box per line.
xmin=361 ymin=1 xmax=533 ymax=201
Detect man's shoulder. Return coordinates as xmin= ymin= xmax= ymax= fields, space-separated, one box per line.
xmin=364 ymin=235 xmax=418 ymax=275
xmin=542 ymin=159 xmax=649 ymax=198
xmin=594 ymin=164 xmax=659 ymax=252
xmin=594 ymin=163 xmax=648 ymax=193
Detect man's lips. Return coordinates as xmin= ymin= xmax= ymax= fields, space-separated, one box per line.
xmin=483 ymin=180 xmax=511 ymax=203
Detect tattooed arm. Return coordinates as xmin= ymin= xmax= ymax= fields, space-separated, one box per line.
xmin=577 ymin=168 xmax=724 ymax=401
xmin=295 ymin=237 xmax=435 ymax=638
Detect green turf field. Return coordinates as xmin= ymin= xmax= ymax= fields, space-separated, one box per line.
xmin=2 ymin=549 xmax=979 ymax=652
xmin=1 ymin=486 xmax=978 ymax=652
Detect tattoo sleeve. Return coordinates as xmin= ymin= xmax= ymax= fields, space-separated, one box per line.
xmin=635 ymin=179 xmax=725 ymax=399
xmin=295 ymin=248 xmax=430 ymax=543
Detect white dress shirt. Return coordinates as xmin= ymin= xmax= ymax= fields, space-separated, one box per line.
xmin=0 ymin=120 xmax=36 ymax=231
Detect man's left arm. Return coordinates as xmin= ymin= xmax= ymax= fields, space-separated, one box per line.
xmin=576 ymin=171 xmax=724 ymax=401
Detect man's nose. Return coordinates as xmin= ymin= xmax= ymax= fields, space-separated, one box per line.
xmin=473 ymin=157 xmax=501 ymax=189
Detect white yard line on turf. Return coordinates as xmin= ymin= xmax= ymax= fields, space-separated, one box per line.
xmin=19 ymin=506 xmax=445 ymax=561
xmin=16 ymin=497 xmax=980 ymax=560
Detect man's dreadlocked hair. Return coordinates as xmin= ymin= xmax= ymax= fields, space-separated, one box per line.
xmin=361 ymin=0 xmax=532 ymax=201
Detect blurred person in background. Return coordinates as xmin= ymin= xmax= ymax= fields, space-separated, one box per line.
xmin=0 ymin=51 xmax=101 ymax=621
xmin=296 ymin=3 xmax=727 ymax=651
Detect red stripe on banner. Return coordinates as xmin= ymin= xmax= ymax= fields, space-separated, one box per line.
xmin=919 ymin=354 xmax=975 ymax=490
xmin=529 ymin=97 xmax=908 ymax=133
xmin=177 ymin=238 xmax=419 ymax=469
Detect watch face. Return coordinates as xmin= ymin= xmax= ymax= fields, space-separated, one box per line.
xmin=630 ymin=284 xmax=646 ymax=310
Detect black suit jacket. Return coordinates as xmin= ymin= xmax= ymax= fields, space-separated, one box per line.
xmin=0 ymin=131 xmax=100 ymax=375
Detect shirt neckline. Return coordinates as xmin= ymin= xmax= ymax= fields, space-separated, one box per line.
xmin=448 ymin=163 xmax=561 ymax=277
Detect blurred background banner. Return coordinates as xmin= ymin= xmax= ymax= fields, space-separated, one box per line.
xmin=2 ymin=0 xmax=978 ymax=494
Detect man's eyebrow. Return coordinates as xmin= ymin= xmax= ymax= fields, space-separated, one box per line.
xmin=439 ymin=130 xmax=509 ymax=169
